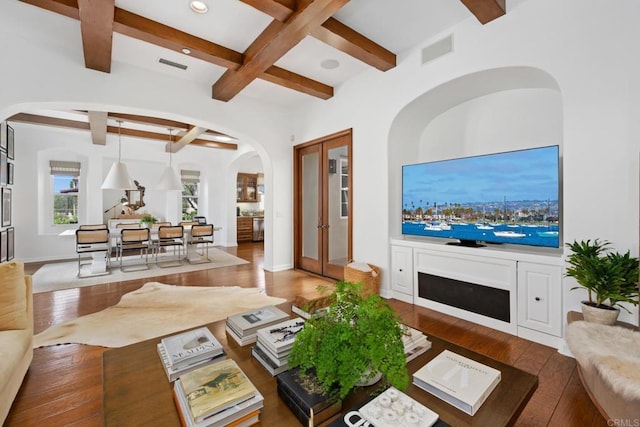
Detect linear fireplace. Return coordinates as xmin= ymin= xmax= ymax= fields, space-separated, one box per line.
xmin=418 ymin=272 xmax=511 ymax=323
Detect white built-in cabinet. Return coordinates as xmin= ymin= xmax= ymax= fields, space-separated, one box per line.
xmin=517 ymin=262 xmax=563 ymax=338
xmin=390 ymin=245 xmax=414 ymax=303
xmin=389 ymin=238 xmax=564 ymax=349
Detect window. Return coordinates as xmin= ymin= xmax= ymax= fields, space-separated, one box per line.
xmin=181 ymin=170 xmax=199 ymax=220
xmin=340 ymin=158 xmax=349 ymax=218
xmin=50 ymin=161 xmax=80 ymax=224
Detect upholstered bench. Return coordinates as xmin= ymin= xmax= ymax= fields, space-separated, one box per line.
xmin=0 ymin=261 xmax=34 ymax=424
xmin=565 ymin=320 xmax=640 ymax=421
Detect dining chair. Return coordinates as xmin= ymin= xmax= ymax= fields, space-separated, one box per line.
xmin=194 ymin=216 xmax=207 ymax=224
xmin=75 ymin=229 xmax=111 ymax=277
xmin=117 ymin=228 xmax=151 ymax=271
xmin=187 ymin=224 xmax=214 ymax=264
xmin=79 ymin=224 xmax=108 ymax=230
xmin=155 ymin=225 xmax=185 ymax=267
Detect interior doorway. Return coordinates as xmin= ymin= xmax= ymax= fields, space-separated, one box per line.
xmin=293 ymin=129 xmax=352 ymax=280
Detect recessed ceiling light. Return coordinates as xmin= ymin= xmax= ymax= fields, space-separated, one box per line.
xmin=190 ymin=1 xmax=208 ymax=13
xmin=320 ymin=59 xmax=340 ymax=70
xmin=182 ymin=48 xmax=191 ymax=55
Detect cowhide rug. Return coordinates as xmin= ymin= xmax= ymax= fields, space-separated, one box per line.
xmin=34 ymin=282 xmax=286 ymax=348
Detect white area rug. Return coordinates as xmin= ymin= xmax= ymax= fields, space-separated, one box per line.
xmin=34 ymin=282 xmax=286 ymax=348
xmin=32 ymin=248 xmax=249 ymax=293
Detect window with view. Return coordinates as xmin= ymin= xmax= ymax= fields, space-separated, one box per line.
xmin=181 ymin=169 xmax=199 ymax=220
xmin=51 ymin=161 xmax=80 ymax=224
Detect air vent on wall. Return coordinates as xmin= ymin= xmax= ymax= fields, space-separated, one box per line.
xmin=159 ymin=58 xmax=188 ymax=70
xmin=421 ymin=35 xmax=454 ymax=65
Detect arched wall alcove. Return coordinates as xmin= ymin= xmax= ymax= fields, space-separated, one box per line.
xmin=388 ymin=66 xmax=563 ymax=238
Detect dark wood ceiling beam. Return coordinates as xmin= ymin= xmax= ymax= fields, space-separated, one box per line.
xmin=107 ymin=113 xmax=236 ymax=139
xmin=242 ymin=0 xmax=395 ymax=71
xmin=20 ymin=0 xmax=333 ymax=99
xmin=460 ymin=0 xmax=505 ymax=24
xmin=9 ymin=113 xmax=238 ymax=150
xmin=106 ymin=126 xmax=237 ymax=150
xmin=311 ymin=18 xmax=395 ymax=71
xmin=9 ymin=112 xmax=90 ymax=130
xmin=77 ymin=0 xmax=114 ymax=73
xmin=212 ymin=0 xmax=349 ymax=102
xmin=107 ymin=113 xmax=193 ymax=131
xmin=261 ymin=66 xmax=333 ymax=99
xmin=240 ymin=0 xmax=296 ymax=21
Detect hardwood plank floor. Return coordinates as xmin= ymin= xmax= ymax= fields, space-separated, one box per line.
xmin=6 ymin=243 xmax=606 ymax=426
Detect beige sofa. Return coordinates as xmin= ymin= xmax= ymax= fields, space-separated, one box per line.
xmin=0 ymin=261 xmax=34 ymax=424
xmin=566 ymin=320 xmax=640 ymax=422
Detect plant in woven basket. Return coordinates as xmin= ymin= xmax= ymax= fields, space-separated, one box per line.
xmin=288 ymin=281 xmax=409 ymax=400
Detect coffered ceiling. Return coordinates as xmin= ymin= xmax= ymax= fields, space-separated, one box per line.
xmin=12 ymin=0 xmax=506 ymax=149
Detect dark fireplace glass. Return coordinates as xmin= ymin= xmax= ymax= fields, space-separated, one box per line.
xmin=418 ymin=272 xmax=510 ymax=322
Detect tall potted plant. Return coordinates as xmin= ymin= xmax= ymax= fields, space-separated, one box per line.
xmin=288 ymin=281 xmax=409 ymax=400
xmin=565 ymin=239 xmax=639 ymax=324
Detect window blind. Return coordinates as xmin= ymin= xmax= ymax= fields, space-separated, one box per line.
xmin=50 ymin=161 xmax=81 ymax=176
xmin=181 ymin=169 xmax=200 ymax=184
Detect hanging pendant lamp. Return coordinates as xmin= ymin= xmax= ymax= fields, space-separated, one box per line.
xmin=156 ymin=129 xmax=183 ymax=191
xmin=101 ymin=121 xmax=135 ymax=190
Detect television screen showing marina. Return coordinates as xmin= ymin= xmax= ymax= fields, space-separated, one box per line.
xmin=402 ymin=145 xmax=560 ymax=248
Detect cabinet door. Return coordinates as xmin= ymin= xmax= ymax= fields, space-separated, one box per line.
xmin=517 ymin=262 xmax=562 ymax=336
xmin=391 ymin=245 xmax=413 ymax=296
xmin=237 ymin=174 xmax=258 ymax=202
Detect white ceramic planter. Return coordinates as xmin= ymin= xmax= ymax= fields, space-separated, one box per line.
xmin=581 ymin=302 xmax=620 ymax=325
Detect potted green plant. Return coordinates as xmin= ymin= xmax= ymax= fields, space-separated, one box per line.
xmin=287 ymin=281 xmax=409 ymax=400
xmin=140 ymin=213 xmax=158 ymax=228
xmin=565 ymin=239 xmax=639 ymax=324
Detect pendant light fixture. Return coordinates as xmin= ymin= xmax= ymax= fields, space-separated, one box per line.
xmin=101 ymin=121 xmax=135 ymax=190
xmin=156 ymin=128 xmax=183 ymax=191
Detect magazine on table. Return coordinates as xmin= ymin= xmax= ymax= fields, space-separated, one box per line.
xmin=160 ymin=326 xmax=223 ymax=369
xmin=226 ymin=305 xmax=289 ymax=336
xmin=156 ymin=343 xmax=227 ymax=382
xmin=173 ymin=379 xmax=264 ymax=427
xmin=176 ymin=358 xmax=259 ymax=423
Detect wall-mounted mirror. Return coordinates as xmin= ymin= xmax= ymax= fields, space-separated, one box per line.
xmin=124 ymin=180 xmax=146 ymax=212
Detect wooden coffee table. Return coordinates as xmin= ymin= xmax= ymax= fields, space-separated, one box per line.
xmin=103 ymin=303 xmax=537 ymax=426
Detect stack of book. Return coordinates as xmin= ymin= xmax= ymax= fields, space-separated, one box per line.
xmin=225 ymin=305 xmax=289 ymax=346
xmin=401 ymin=325 xmax=432 ymax=362
xmin=251 ymin=318 xmax=305 ymax=376
xmin=173 ymin=358 xmax=264 ymax=427
xmin=276 ymin=367 xmax=342 ymax=427
xmin=157 ymin=326 xmax=227 ymax=382
xmin=290 ymin=294 xmax=332 ymax=319
xmin=413 ymin=350 xmax=501 ymax=416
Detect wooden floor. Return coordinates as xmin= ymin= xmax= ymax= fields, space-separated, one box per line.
xmin=6 ymin=243 xmax=606 ymax=427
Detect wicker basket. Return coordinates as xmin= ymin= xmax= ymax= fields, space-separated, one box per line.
xmin=344 ymin=262 xmax=381 ymax=296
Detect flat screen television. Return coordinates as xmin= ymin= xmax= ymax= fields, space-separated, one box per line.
xmin=402 ymin=145 xmax=560 ymax=248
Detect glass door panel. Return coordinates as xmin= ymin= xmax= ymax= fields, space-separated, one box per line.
xmin=301 ymin=151 xmax=319 ymax=261
xmin=326 ymin=145 xmax=349 ymax=273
